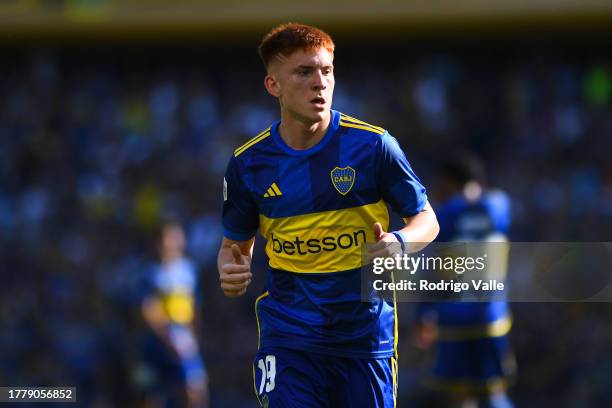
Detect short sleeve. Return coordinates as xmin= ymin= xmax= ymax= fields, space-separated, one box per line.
xmin=485 ymin=190 xmax=511 ymax=234
xmin=221 ymin=156 xmax=259 ymax=241
xmin=377 ymin=132 xmax=428 ymax=217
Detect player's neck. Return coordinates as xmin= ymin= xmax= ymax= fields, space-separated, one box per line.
xmin=160 ymin=251 xmax=182 ymax=264
xmin=278 ymin=111 xmax=330 ymax=150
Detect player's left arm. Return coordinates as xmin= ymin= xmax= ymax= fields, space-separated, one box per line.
xmin=399 ymin=201 xmax=439 ymax=252
xmin=371 ymin=202 xmax=439 ymax=257
xmin=370 ymin=131 xmax=439 ymax=257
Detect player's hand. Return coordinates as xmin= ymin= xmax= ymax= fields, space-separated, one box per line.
xmin=220 ymin=244 xmax=252 ymax=297
xmin=367 ymin=222 xmax=403 ymax=261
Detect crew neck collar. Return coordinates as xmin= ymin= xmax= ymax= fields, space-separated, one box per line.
xmin=272 ymin=110 xmax=339 ymax=156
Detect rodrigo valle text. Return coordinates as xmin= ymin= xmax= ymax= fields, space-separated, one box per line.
xmin=373 ymin=279 xmax=505 ymax=293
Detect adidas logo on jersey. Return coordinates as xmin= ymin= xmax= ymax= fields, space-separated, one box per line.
xmin=263 ymin=182 xmax=283 ymax=198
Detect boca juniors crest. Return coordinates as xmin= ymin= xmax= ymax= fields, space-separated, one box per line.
xmin=330 ymin=166 xmax=356 ymax=195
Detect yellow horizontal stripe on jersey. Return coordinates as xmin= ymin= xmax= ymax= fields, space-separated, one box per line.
xmin=437 ymin=315 xmax=513 ymax=341
xmin=259 ymin=200 xmax=389 ymax=273
xmin=339 ymin=121 xmax=385 ymax=135
xmin=340 ymin=113 xmax=385 ymax=133
xmin=234 ymin=128 xmax=271 ymax=157
xmin=161 ymin=294 xmax=194 ymax=324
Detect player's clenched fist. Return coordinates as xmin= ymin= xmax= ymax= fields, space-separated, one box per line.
xmin=219 ymin=244 xmax=253 ymax=297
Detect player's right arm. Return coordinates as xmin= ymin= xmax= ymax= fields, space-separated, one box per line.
xmin=220 ymin=154 xmax=259 ymax=297
xmin=217 ymin=237 xmax=255 ymax=297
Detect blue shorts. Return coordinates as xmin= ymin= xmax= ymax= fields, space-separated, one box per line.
xmin=253 ymin=347 xmax=397 ymax=408
xmin=429 ymin=336 xmax=516 ymax=395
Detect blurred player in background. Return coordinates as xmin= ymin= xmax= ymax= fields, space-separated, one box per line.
xmin=218 ymin=23 xmax=439 ymax=407
xmin=415 ymin=152 xmax=516 ymax=408
xmin=141 ymin=221 xmax=209 ymax=408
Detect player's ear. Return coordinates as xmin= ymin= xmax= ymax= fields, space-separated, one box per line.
xmin=264 ymin=74 xmax=281 ymax=98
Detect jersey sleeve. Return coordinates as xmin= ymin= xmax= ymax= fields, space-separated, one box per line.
xmin=377 ymin=132 xmax=428 ymax=217
xmin=221 ymin=156 xmax=259 ymax=241
xmin=485 ymin=190 xmax=511 ymax=234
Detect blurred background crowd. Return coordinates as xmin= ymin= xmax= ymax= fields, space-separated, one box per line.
xmin=1 ymin=1 xmax=612 ymax=407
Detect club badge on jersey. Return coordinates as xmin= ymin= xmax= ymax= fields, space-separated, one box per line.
xmin=330 ymin=166 xmax=356 ymax=195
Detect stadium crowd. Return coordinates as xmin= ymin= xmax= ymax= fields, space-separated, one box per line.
xmin=0 ymin=42 xmax=611 ymax=407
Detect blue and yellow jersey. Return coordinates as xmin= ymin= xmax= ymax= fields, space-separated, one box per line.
xmin=424 ymin=190 xmax=512 ymax=338
xmin=222 ymin=110 xmax=427 ymax=358
xmin=145 ymin=257 xmax=207 ymax=387
xmin=150 ymin=257 xmax=199 ymax=325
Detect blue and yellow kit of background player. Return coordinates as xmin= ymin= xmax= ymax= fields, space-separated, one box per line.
xmin=142 ymin=257 xmax=207 ymax=398
xmin=420 ymin=190 xmax=516 ymax=397
xmin=222 ymin=110 xmax=428 ymax=407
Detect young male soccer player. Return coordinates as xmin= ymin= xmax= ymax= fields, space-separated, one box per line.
xmin=218 ymin=23 xmax=439 ymax=407
xmin=142 ymin=222 xmax=209 ymax=408
xmin=416 ymin=153 xmax=516 ymax=408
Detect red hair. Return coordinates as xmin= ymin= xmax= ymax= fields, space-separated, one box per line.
xmin=258 ymin=23 xmax=335 ymax=70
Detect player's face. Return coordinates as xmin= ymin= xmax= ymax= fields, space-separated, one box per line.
xmin=269 ymin=47 xmax=335 ymax=124
xmin=160 ymin=224 xmax=186 ymax=258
